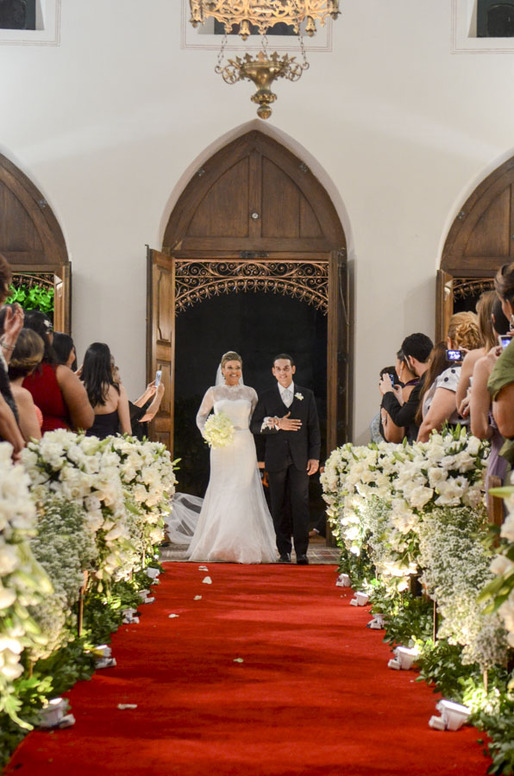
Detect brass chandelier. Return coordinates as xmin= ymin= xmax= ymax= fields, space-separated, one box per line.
xmin=188 ymin=1 xmax=340 ymax=120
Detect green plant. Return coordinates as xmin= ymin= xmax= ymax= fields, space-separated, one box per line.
xmin=7 ymin=282 xmax=54 ymax=316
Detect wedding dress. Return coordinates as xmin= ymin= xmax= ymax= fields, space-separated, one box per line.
xmin=187 ymin=383 xmax=277 ymax=564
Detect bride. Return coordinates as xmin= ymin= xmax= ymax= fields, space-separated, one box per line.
xmin=187 ymin=351 xmax=277 ymax=564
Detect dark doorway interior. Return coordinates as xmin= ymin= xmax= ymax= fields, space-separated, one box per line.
xmin=174 ymin=291 xmax=327 ymax=522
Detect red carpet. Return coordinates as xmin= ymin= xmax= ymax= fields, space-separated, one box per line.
xmin=6 ymin=564 xmax=489 ymax=776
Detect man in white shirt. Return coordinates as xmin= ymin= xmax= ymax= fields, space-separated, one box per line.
xmin=251 ymin=354 xmax=321 ymax=564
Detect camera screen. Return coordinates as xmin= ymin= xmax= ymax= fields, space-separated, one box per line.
xmin=446 ymin=349 xmax=462 ymax=362
xmin=499 ymin=335 xmax=513 ymax=350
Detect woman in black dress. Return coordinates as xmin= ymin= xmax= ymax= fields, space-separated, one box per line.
xmin=81 ymin=342 xmax=131 ymax=439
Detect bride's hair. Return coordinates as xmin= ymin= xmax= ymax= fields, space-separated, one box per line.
xmin=221 ymin=351 xmax=242 ymax=367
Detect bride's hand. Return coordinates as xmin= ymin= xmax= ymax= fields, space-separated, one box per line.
xmin=277 ymin=412 xmax=302 ymax=431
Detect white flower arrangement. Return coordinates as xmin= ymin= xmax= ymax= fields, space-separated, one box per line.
xmin=0 ymin=442 xmax=53 ymax=727
xmin=321 ymin=428 xmax=506 ymax=670
xmin=482 ymin=474 xmax=514 ymax=649
xmin=294 ymin=392 xmax=304 ymax=401
xmin=203 ymin=412 xmax=235 ymax=449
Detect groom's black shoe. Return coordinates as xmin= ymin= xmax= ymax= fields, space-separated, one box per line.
xmin=278 ymin=553 xmax=291 ymax=563
xmin=296 ymin=554 xmax=309 ymax=565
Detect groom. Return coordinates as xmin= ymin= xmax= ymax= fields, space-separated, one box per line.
xmin=251 ymin=354 xmax=321 ymax=565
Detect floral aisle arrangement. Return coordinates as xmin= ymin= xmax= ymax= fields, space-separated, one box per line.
xmin=0 ymin=433 xmax=177 ymax=766
xmin=0 ymin=444 xmax=53 ymax=729
xmin=322 ymin=429 xmax=488 ymax=593
xmin=479 ymin=478 xmax=514 ymax=774
xmin=203 ymin=411 xmax=234 ymax=448
xmin=322 ymin=428 xmax=514 ymax=774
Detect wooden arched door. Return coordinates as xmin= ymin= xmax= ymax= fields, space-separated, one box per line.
xmin=438 ymin=157 xmax=514 ymax=339
xmin=147 ymin=130 xmax=349 ymax=459
xmin=0 ymin=152 xmax=70 ymax=331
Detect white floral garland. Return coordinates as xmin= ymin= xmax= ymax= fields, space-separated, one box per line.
xmin=486 ymin=474 xmax=514 ymax=648
xmin=321 ymin=428 xmax=508 ymax=670
xmin=0 ymin=443 xmax=52 ymax=727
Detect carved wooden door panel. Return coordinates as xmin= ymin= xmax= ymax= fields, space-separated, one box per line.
xmin=146 ymin=249 xmax=174 ymax=452
xmin=436 ymin=269 xmax=454 ymax=343
xmin=53 ymin=264 xmax=71 ymax=333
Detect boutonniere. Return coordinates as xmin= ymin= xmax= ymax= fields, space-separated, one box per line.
xmin=295 ymin=392 xmax=304 ymax=401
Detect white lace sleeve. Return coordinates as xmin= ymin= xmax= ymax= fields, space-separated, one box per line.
xmin=248 ymin=386 xmax=258 ymax=413
xmin=196 ymin=387 xmax=215 ymax=437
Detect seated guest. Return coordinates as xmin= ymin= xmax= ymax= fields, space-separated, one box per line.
xmin=417 ymin=312 xmax=481 ymax=442
xmin=379 ymin=333 xmax=433 ymax=443
xmin=488 ymin=262 xmax=514 ymax=469
xmin=8 ymin=329 xmax=45 ymax=442
xmin=52 ymin=332 xmax=77 ymax=371
xmin=381 ymin=351 xmax=419 ymax=443
xmin=456 ymin=290 xmax=497 ymax=410
xmin=23 ymin=311 xmax=94 ymax=433
xmin=81 ymin=342 xmax=131 ymax=439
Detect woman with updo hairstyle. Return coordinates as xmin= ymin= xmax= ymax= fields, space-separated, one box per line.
xmin=81 ymin=342 xmax=131 ymax=439
xmin=172 ymin=349 xmax=276 ymax=564
xmin=8 ymin=329 xmax=45 ymax=442
xmin=417 ymin=311 xmax=481 ymax=442
xmin=23 ymin=311 xmax=94 ymax=433
xmin=487 ymin=262 xmax=514 ymax=465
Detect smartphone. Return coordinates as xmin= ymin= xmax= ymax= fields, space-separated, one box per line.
xmin=498 ymin=334 xmax=513 ymax=350
xmin=388 ymin=373 xmax=396 ymax=386
xmin=446 ymin=349 xmax=463 ymax=362
xmin=155 ymin=369 xmax=162 ymax=387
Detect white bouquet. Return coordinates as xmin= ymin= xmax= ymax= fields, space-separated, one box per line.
xmin=203 ymin=412 xmax=235 ymax=449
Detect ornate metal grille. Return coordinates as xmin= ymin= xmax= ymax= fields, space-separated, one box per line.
xmin=174 ymin=259 xmax=329 ymax=314
xmin=453 ymin=277 xmax=494 ymax=300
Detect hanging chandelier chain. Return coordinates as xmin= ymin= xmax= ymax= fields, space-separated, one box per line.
xmin=189 ymin=1 xmax=340 ymax=119
xmin=215 ymin=32 xmax=228 ymax=73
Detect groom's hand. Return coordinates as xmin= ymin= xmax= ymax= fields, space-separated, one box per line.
xmin=277 ymin=412 xmax=302 ymax=431
xmin=306 ymin=459 xmax=319 ymax=476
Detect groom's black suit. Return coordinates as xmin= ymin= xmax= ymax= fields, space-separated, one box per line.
xmin=251 ymin=384 xmax=321 ymax=558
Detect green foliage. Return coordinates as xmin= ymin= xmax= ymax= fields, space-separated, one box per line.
xmin=7 ymin=282 xmax=54 ymax=316
xmin=0 ymin=571 xmax=158 ymax=768
xmin=473 ymin=686 xmax=514 ymax=775
xmin=373 ymin=588 xmax=434 ymax=649
xmin=337 ymin=542 xmax=375 ymax=588
xmin=415 ymin=639 xmax=481 ymax=700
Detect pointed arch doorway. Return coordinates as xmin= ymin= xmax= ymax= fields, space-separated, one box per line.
xmin=0 ymin=151 xmax=70 ymax=330
xmin=437 ymin=155 xmax=514 ymax=339
xmin=147 ymin=131 xmax=350 ymax=496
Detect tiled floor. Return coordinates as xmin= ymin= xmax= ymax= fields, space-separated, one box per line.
xmin=159 ymin=535 xmax=340 ymax=565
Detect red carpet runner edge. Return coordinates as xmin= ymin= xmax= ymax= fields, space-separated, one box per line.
xmin=6 ymin=563 xmax=490 ymax=776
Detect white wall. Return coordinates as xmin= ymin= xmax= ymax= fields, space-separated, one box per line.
xmin=0 ymin=1 xmax=513 ymax=446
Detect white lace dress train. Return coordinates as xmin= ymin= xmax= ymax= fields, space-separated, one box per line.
xmin=188 ymin=384 xmax=277 ymax=564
